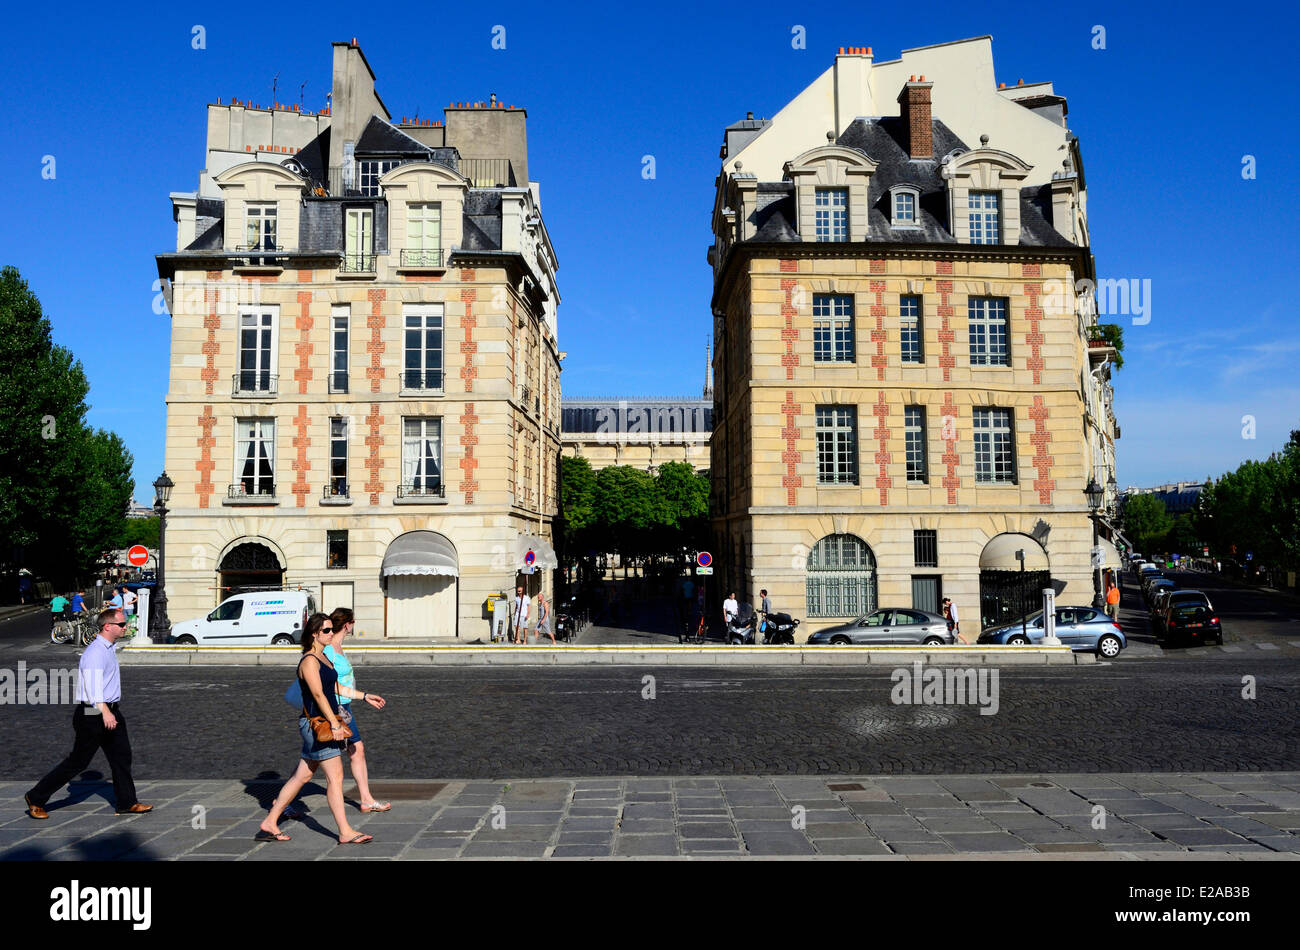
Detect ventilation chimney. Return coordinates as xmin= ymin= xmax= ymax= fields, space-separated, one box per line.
xmin=897 ymin=77 xmax=933 ymax=159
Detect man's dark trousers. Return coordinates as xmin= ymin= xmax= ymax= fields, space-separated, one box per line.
xmin=27 ymin=704 xmax=138 ymax=810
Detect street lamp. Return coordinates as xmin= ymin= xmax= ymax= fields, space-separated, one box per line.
xmin=148 ymin=472 xmax=174 ymax=643
xmin=1085 ymin=478 xmax=1104 ymax=607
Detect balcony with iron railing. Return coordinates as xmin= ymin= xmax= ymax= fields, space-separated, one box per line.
xmin=233 ymin=372 xmax=278 ymax=397
xmin=322 ymin=481 xmax=351 ymax=505
xmin=225 ymin=482 xmax=278 ymax=505
xmin=324 ymin=157 xmax=515 ymax=196
xmin=232 ymin=244 xmax=287 ymax=268
xmin=338 ymin=253 xmax=377 ymax=276
xmin=398 ymin=248 xmax=445 ymax=269
xmin=395 ymin=481 xmax=446 ymax=504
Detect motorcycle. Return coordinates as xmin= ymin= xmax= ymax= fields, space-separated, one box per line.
xmin=761 ymin=612 xmax=801 ymax=645
xmin=726 ymin=603 xmax=758 ymax=644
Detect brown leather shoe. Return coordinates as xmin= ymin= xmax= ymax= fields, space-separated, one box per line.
xmin=114 ymin=803 xmax=153 ymax=815
xmin=25 ymin=795 xmax=48 ymax=820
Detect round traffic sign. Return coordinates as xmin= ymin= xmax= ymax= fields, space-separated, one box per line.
xmin=524 ymin=549 xmax=536 ymax=566
xmin=127 ymin=545 xmax=149 ymax=567
xmin=697 ymin=552 xmax=712 ymax=568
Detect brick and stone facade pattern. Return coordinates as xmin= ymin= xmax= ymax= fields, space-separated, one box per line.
xmin=366 ymin=288 xmax=386 ymax=393
xmin=780 ymin=389 xmax=802 ymax=506
xmin=936 ymin=277 xmax=955 ymax=382
xmin=459 ymin=402 xmax=480 ymax=504
xmin=941 ymin=391 xmax=960 ymax=505
xmin=780 ymin=264 xmax=800 ymax=382
xmin=869 ymin=276 xmax=887 ymax=380
xmin=1029 ymin=394 xmax=1056 ymax=505
xmin=291 ymin=404 xmax=310 ymax=508
xmin=871 ymin=390 xmax=891 ymax=507
xmin=293 ymin=285 xmax=313 ymax=395
xmin=1023 ymin=280 xmax=1045 ymax=385
xmin=364 ymin=402 xmax=385 ymax=505
xmin=196 ymin=405 xmax=217 ymax=508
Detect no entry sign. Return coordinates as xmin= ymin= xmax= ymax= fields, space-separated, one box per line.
xmin=127 ymin=545 xmax=149 ymax=567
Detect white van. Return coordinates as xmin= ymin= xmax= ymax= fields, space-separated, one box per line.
xmin=169 ymin=590 xmax=317 ymax=646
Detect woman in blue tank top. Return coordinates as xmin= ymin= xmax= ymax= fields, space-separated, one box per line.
xmin=257 ymin=614 xmax=372 ymax=845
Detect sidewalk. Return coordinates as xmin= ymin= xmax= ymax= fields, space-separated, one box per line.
xmin=3 ymin=772 xmax=1297 ymax=860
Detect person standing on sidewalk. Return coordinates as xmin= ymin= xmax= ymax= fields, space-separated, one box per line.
xmin=70 ymin=591 xmax=86 ymax=619
xmin=534 ymin=593 xmax=556 ymax=646
xmin=722 ymin=591 xmax=739 ymax=635
xmin=324 ymin=608 xmax=391 ymax=814
xmin=258 ymin=613 xmax=371 ymax=844
xmin=1106 ymin=582 xmax=1121 ymax=621
xmin=511 ymin=584 xmax=531 ymax=644
xmin=121 ymin=586 xmax=138 ymax=618
xmin=24 ymin=608 xmax=153 ymax=819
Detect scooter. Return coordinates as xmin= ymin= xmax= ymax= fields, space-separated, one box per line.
xmin=761 ymin=612 xmax=801 ymax=644
xmin=726 ymin=603 xmax=759 ymax=644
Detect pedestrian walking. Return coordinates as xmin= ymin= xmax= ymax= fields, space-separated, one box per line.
xmin=534 ymin=593 xmax=556 ymax=645
xmin=758 ymin=588 xmax=771 ymax=637
xmin=18 ymin=571 xmax=32 ymax=605
xmin=1105 ymin=582 xmax=1121 ymax=621
xmin=942 ymin=598 xmax=966 ymax=644
xmin=24 ymin=608 xmax=153 ymax=819
xmin=258 ymin=613 xmax=372 ymax=844
xmin=511 ymin=584 xmax=530 ymax=644
xmin=323 ymin=608 xmax=391 ymax=813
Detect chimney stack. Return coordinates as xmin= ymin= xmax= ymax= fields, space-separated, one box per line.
xmin=897 ymin=77 xmax=933 ymax=159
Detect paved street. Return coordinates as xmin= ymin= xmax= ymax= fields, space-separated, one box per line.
xmin=2 ymin=773 xmax=1298 ymax=860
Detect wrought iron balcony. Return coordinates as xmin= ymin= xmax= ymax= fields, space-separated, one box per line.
xmin=402 ymin=369 xmax=444 ymax=392
xmin=339 ymin=253 xmax=376 ymax=274
xmin=322 ymin=482 xmax=350 ymax=502
xmin=396 ymin=482 xmax=445 ymax=499
xmin=227 ymin=482 xmax=276 ymax=499
xmin=328 ymin=371 xmax=349 ymax=393
xmin=399 ymin=248 xmax=444 ymax=268
xmin=233 ymin=372 xmax=278 ymax=396
xmin=232 ymin=244 xmax=284 ymax=266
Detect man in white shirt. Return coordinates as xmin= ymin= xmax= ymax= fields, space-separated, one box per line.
xmin=512 ymin=584 xmax=531 ymax=644
xmin=122 ymin=587 xmax=138 ymax=617
xmin=722 ymin=592 xmax=739 ymax=632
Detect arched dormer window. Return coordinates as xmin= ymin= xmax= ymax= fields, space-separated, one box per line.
xmin=940 ymin=148 xmax=1033 ymax=246
xmin=783 ymin=145 xmax=878 ymax=243
xmin=213 ymin=162 xmax=310 ymax=254
xmin=381 ymin=162 xmax=469 ymax=272
xmin=888 ymin=184 xmax=922 ymax=229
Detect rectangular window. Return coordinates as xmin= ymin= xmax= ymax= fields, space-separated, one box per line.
xmin=814 ymin=188 xmax=848 ymax=242
xmin=968 ymin=297 xmax=1009 ymax=366
xmin=237 ymin=310 xmax=276 ymax=392
xmin=816 ymin=406 xmax=858 ymax=485
xmin=403 ymin=305 xmax=444 ymax=391
xmin=900 ymin=295 xmax=924 ymax=363
xmin=344 ymin=208 xmax=374 ymax=272
xmin=913 ymin=529 xmax=938 ymax=568
xmin=327 ymin=530 xmax=348 ymax=569
xmin=968 ymin=191 xmax=1000 ymax=245
xmin=406 ymin=203 xmax=443 ymax=266
xmin=904 ymin=406 xmax=928 ymax=483
xmin=973 ymin=408 xmax=1016 ymax=483
xmin=328 ymin=417 xmax=348 ymax=498
xmin=330 ymin=307 xmax=349 ymax=393
xmin=401 ymin=418 xmax=443 ymax=494
xmin=894 ymin=191 xmax=916 ymax=224
xmin=358 ymin=159 xmax=402 ymax=197
xmin=235 ymin=418 xmax=275 ymax=495
xmin=812 ymin=294 xmax=855 ymax=362
xmin=244 ymin=203 xmax=277 ymax=250
xmin=911 ymin=575 xmax=942 ymax=614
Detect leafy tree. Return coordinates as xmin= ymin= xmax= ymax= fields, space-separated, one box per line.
xmin=558 ymin=455 xmax=597 ymax=549
xmin=119 ymin=516 xmax=161 ymax=550
xmin=1121 ymin=493 xmax=1172 ymax=554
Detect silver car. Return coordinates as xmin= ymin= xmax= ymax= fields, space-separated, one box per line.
xmin=805 ymin=608 xmax=954 ymax=646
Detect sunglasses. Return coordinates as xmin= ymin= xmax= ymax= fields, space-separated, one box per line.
xmin=104 ymin=621 xmax=128 ymax=628
xmin=321 ymin=627 xmax=334 ymax=633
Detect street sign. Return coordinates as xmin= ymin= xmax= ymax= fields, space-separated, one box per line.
xmin=697 ymin=551 xmax=712 ymax=568
xmin=1090 ymin=545 xmax=1103 ymax=568
xmin=696 ymin=566 xmax=714 ymax=576
xmin=1203 ymin=547 xmax=1209 ymax=555
xmin=1246 ymin=552 xmax=1253 ymax=561
xmin=524 ymin=550 xmax=536 ymax=567
xmin=127 ymin=545 xmax=149 ymax=567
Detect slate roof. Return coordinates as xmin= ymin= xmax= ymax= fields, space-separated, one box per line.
xmin=737 ymin=117 xmax=1075 ymax=248
xmin=355 ymin=115 xmax=434 ymax=156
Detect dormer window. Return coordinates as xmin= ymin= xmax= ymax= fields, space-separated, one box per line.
xmin=968 ymin=191 xmax=1000 ymax=244
xmin=358 ymin=159 xmax=405 ymax=197
xmin=814 ymin=188 xmax=848 ymax=242
xmin=889 ymin=185 xmax=922 ymax=228
xmin=245 ymin=203 xmax=277 ymax=250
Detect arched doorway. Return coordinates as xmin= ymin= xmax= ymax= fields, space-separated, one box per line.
xmin=979 ymin=534 xmax=1049 ymax=631
xmin=806 ymin=534 xmax=877 ymax=618
xmin=218 ymin=541 xmax=285 ymax=601
xmin=381 ymin=531 xmax=458 ymax=638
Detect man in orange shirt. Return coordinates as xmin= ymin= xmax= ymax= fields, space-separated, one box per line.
xmin=1105 ymin=582 xmax=1121 ymax=621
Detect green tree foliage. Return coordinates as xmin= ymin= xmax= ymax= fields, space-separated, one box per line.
xmin=0 ymin=267 xmax=134 ymax=582
xmin=1196 ymin=427 xmax=1300 ymax=569
xmin=1121 ymin=493 xmax=1172 ymax=554
xmin=119 ymin=516 xmax=161 ymax=550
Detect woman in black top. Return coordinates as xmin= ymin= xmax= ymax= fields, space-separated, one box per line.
xmin=257 ymin=613 xmax=372 ymax=844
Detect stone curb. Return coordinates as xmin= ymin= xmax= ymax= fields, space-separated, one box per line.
xmin=116 ymin=644 xmax=1091 ymax=667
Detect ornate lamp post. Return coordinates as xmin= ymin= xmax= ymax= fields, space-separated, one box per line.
xmin=148 ymin=473 xmax=174 ymax=643
xmin=1085 ymin=477 xmax=1105 ymax=607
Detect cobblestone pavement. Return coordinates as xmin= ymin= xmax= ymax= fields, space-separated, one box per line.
xmin=3 ymin=773 xmax=1298 ymax=860
xmin=2 ymin=660 xmax=1296 ymax=778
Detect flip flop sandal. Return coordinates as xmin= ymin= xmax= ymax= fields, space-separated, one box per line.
xmin=255 ymin=830 xmax=291 ymax=842
xmin=360 ymin=802 xmax=392 ymax=812
xmin=340 ymin=833 xmax=373 ymax=844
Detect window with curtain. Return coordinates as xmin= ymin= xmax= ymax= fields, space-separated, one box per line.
xmin=344 ymin=208 xmax=374 ymax=271
xmin=402 ymin=417 xmax=442 ymax=493
xmin=244 ymin=203 xmax=277 ymax=250
xmin=236 ymin=419 xmax=275 ymax=494
xmin=406 ymin=203 xmax=442 ymax=266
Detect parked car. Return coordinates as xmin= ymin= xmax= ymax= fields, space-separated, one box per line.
xmin=1156 ymin=590 xmax=1214 ymax=637
xmin=978 ymin=606 xmax=1126 ymax=658
xmin=1161 ymin=603 xmax=1223 ymax=645
xmin=806 ymin=609 xmax=954 ymax=646
xmin=1148 ymin=587 xmax=1175 ymax=619
xmin=168 ymin=589 xmax=317 ymax=645
xmin=1144 ymin=577 xmax=1176 ymax=605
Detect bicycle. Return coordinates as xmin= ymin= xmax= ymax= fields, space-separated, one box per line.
xmin=679 ymin=615 xmax=708 ymax=645
xmin=50 ymin=615 xmax=77 ymax=645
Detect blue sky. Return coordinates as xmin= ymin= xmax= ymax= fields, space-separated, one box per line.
xmin=0 ymin=0 xmax=1295 ymax=500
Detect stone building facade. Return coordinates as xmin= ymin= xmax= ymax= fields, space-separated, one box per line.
xmin=156 ymin=41 xmax=561 ymax=639
xmin=708 ymin=37 xmax=1120 ymax=635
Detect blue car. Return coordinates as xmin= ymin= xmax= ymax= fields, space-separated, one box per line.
xmin=978 ymin=606 xmax=1126 ymax=658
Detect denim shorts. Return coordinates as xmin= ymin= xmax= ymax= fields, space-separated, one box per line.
xmin=338 ymin=702 xmax=362 ymax=745
xmin=297 ymin=716 xmax=344 ymax=761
